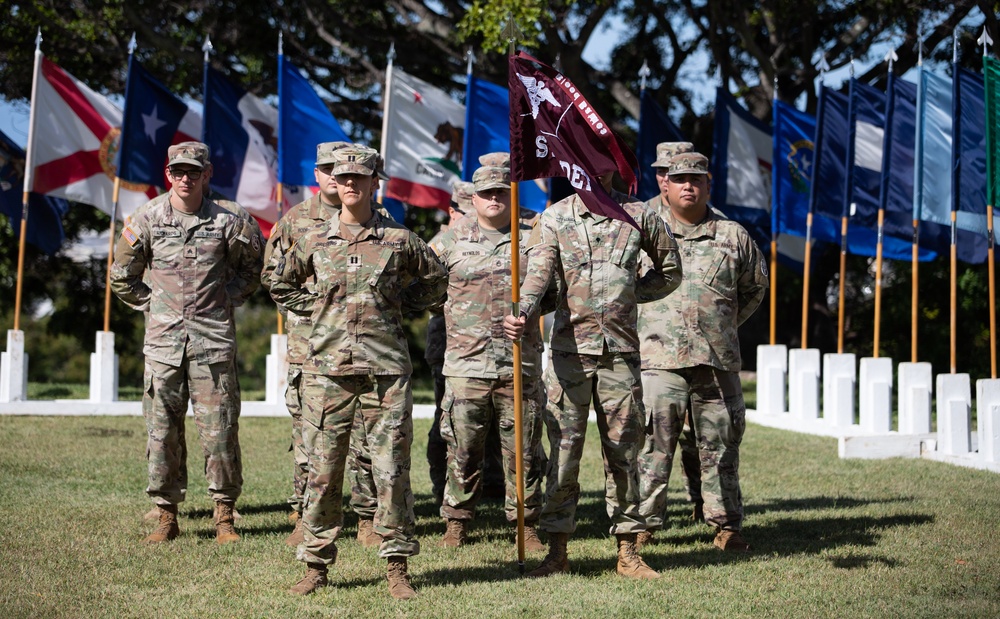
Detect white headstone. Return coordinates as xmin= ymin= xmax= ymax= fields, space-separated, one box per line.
xmin=898 ymin=362 xmax=932 ymax=434
xmin=976 ymin=378 xmax=1000 ymax=463
xmin=823 ymin=353 xmax=856 ymax=427
xmin=789 ymin=348 xmax=820 ymax=421
xmin=860 ymin=357 xmax=893 ymax=433
xmin=756 ymin=344 xmax=787 ymax=414
xmin=89 ymin=331 xmax=119 ymax=402
xmin=265 ymin=333 xmax=290 ymax=408
xmin=0 ymin=330 xmax=28 ymax=402
xmin=937 ymin=373 xmax=971 ymax=455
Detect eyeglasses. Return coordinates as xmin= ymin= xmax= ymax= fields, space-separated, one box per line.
xmin=168 ymin=167 xmax=203 ymax=181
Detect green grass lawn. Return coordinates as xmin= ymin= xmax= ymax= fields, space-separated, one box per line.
xmin=1 ymin=413 xmax=998 ymax=619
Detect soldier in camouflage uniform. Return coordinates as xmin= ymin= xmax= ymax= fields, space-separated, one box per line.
xmin=266 ymin=147 xmax=446 ymax=600
xmin=635 ymin=152 xmax=768 ymax=553
xmin=429 ymin=159 xmax=548 ymax=551
xmin=111 ymin=142 xmax=263 ymax=545
xmin=643 ymin=141 xmax=705 ymax=524
xmin=425 ymin=180 xmax=471 ymax=506
xmin=261 ymin=141 xmax=357 ymax=548
xmin=503 ymin=173 xmax=682 ymax=579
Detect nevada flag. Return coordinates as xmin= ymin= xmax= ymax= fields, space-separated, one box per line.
xmin=117 ymin=57 xmax=201 ymax=189
xmin=204 ymin=67 xmax=309 ymax=235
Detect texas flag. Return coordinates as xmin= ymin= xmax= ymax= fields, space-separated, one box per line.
xmin=382 ymin=67 xmax=465 ymax=209
xmin=27 ymin=57 xmax=156 ymax=219
xmin=204 ymin=66 xmax=311 ymax=236
xmin=117 ymin=57 xmax=201 ymax=189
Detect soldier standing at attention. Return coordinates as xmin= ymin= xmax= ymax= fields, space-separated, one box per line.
xmin=429 ymin=159 xmax=548 ymax=551
xmin=261 ymin=140 xmax=351 ymax=546
xmin=266 ymin=147 xmax=446 ymax=600
xmin=640 ymin=141 xmax=705 ymax=526
xmin=503 ymin=173 xmax=682 ymax=579
xmin=635 ymin=152 xmax=768 ymax=552
xmin=111 ymin=142 xmax=263 ymax=545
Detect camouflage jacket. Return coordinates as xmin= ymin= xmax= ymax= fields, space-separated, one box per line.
xmin=638 ymin=205 xmax=768 ymax=371
xmin=261 ymin=194 xmax=338 ymax=365
xmin=430 ymin=214 xmax=545 ymax=379
xmin=266 ymin=208 xmax=447 ymax=376
xmin=519 ymin=192 xmax=682 ymax=355
xmin=423 ymin=225 xmax=451 ymax=364
xmin=110 ymin=192 xmax=264 ymax=365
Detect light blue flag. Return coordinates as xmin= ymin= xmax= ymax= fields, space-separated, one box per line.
xmin=914 ymin=68 xmax=985 ymax=262
xmin=462 ymin=75 xmax=547 ymax=212
xmin=278 ymin=54 xmax=350 ymax=187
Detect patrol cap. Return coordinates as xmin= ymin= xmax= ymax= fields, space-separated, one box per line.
xmin=375 ymin=153 xmax=390 ymax=181
xmin=478 ymin=152 xmax=510 ymax=167
xmin=472 ymin=165 xmax=511 ymax=193
xmin=315 ymin=141 xmax=352 ymax=166
xmin=167 ymin=141 xmax=210 ymax=168
xmin=332 ymin=147 xmax=378 ymax=176
xmin=652 ymin=141 xmax=694 ymax=168
xmin=666 ymin=152 xmax=710 ymax=176
xmin=451 ymin=180 xmax=474 ymax=213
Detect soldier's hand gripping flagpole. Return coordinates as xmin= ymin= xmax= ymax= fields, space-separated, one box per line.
xmin=506 ymin=16 xmax=527 ymax=575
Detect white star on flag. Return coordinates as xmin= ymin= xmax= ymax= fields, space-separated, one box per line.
xmin=142 ymin=105 xmax=167 ymax=141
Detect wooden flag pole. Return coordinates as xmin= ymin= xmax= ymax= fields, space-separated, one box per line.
xmin=275 ymin=181 xmax=284 ymax=336
xmin=102 ymin=178 xmax=121 ymax=332
xmin=507 ymin=21 xmax=526 ymax=574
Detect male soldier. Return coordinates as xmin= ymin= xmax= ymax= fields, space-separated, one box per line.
xmin=425 ymin=180 xmax=471 ymax=506
xmin=635 ymin=152 xmax=768 ymax=552
xmin=430 ymin=159 xmax=547 ymax=551
xmin=111 ymin=141 xmax=263 ymax=545
xmin=503 ymin=173 xmax=682 ymax=579
xmin=266 ymin=146 xmax=446 ymax=600
xmin=642 ymin=141 xmax=705 ymax=524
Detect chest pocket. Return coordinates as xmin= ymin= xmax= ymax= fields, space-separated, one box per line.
xmin=702 ymin=246 xmax=737 ymax=295
xmin=193 ymin=228 xmax=227 ymax=263
xmin=609 ymin=225 xmax=640 ymax=272
xmin=150 ymin=226 xmax=183 ymax=268
xmin=368 ymin=246 xmax=401 ymax=293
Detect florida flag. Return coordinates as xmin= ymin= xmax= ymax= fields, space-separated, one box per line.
xmin=117 ymin=57 xmax=201 ymax=189
xmin=28 ymin=57 xmax=157 ymax=218
xmin=383 ymin=67 xmax=465 ymax=209
xmin=204 ymin=67 xmax=310 ymax=235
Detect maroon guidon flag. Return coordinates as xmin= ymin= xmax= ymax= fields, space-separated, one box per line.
xmin=508 ymin=51 xmax=641 ymax=230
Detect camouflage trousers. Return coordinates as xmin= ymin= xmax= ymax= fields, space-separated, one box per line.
xmin=539 ymin=350 xmax=647 ymax=535
xmin=439 ymin=376 xmax=547 ymax=523
xmin=428 ymin=361 xmax=506 ymax=504
xmin=637 ymin=366 xmax=746 ymax=531
xmin=297 ymin=373 xmax=419 ymax=564
xmin=142 ymin=356 xmax=242 ymax=505
xmin=288 ymin=365 xmax=376 ymax=519
xmin=678 ymin=409 xmax=703 ymax=504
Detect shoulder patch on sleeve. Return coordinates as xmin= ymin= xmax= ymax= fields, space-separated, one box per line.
xmin=122 ymin=225 xmax=140 ymax=247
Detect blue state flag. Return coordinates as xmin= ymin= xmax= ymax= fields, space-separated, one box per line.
xmin=278 ymin=55 xmax=351 ymax=187
xmin=637 ymin=89 xmax=684 ymax=202
xmin=850 ymin=80 xmax=885 ymax=228
xmin=880 ymin=76 xmax=923 ymax=246
xmin=773 ymin=100 xmax=833 ymax=240
xmin=462 ymin=75 xmax=547 ymax=212
xmin=810 ymin=84 xmax=932 ymax=260
xmin=117 ymin=58 xmax=201 ymax=187
xmin=0 ymin=128 xmax=69 ymax=255
xmin=711 ymin=88 xmax=772 ymax=246
xmin=955 ymin=68 xmax=992 ymax=244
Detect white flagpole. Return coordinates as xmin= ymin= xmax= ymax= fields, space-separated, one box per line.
xmin=377 ymin=43 xmax=396 ymax=205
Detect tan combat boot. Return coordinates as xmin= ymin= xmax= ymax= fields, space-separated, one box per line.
xmin=288 ymin=510 xmax=301 ymax=525
xmin=289 ymin=563 xmax=328 ymax=595
xmin=357 ymin=518 xmax=381 ymax=548
xmin=636 ymin=530 xmax=654 ymax=550
xmin=522 ymin=524 xmax=546 ymax=553
xmin=386 ymin=557 xmax=417 ymax=600
xmin=440 ymin=519 xmax=466 ymax=548
xmin=285 ymin=518 xmax=305 ymax=547
xmin=616 ymin=533 xmax=660 ymax=579
xmin=713 ymin=529 xmax=750 ymax=552
xmin=526 ymin=532 xmax=570 ymax=577
xmin=144 ymin=504 xmax=179 ymax=543
xmin=214 ymin=501 xmax=240 ymax=544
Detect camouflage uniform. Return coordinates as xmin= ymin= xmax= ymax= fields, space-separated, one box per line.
xmin=430 ymin=196 xmax=547 ymax=524
xmin=111 ymin=157 xmax=263 ymax=508
xmin=266 ymin=151 xmax=447 ymax=563
xmin=637 ymin=153 xmax=768 ymax=533
xmin=519 ymin=191 xmax=682 ymax=535
xmin=643 ymin=141 xmax=703 ymax=513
